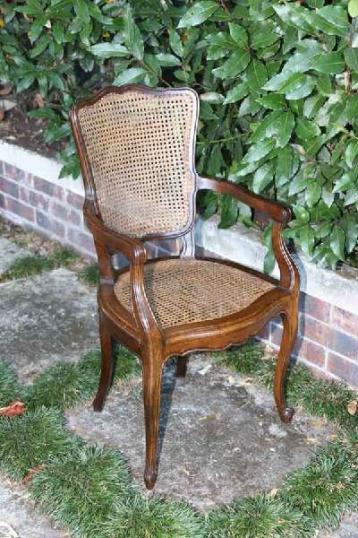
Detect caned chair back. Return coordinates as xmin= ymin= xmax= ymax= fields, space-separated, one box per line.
xmin=72 ymin=85 xmax=199 ymax=238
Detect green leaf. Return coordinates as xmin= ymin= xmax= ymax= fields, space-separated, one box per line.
xmin=206 ymin=33 xmax=235 ymax=60
xmin=296 ymin=118 xmax=321 ymax=140
xmin=242 ymin=139 xmax=275 ymax=164
xmin=247 ymin=60 xmax=268 ymax=93
xmin=315 ymin=6 xmax=349 ymax=36
xmin=255 ymin=94 xmax=285 ymax=110
xmin=349 ymin=0 xmax=358 ymax=18
xmin=310 ymin=52 xmax=345 ymax=75
xmin=52 ymin=22 xmax=64 ymax=45
xmin=29 ymin=34 xmax=50 ymax=58
xmin=228 ymin=23 xmax=248 ymax=47
xmin=200 ymin=92 xmax=224 ymax=104
xmin=276 ymin=146 xmax=296 ymax=187
xmin=169 ymin=30 xmax=184 ymax=58
xmin=305 ymin=181 xmax=321 ymax=208
xmin=124 ymin=5 xmax=144 ymax=60
xmin=251 ymin=110 xmax=295 ymax=148
xmin=330 ymin=226 xmax=346 ymax=259
xmin=285 ymin=75 xmax=315 ymax=100
xmin=344 ymin=48 xmax=358 ymax=72
xmin=219 ymin=194 xmax=238 ymax=228
xmin=333 ymin=173 xmax=354 ymax=194
xmin=224 ymin=83 xmax=248 ymax=104
xmin=90 ymin=43 xmax=129 ymax=59
xmin=300 ymin=226 xmax=316 ymax=257
xmin=74 ymin=0 xmax=90 ymax=24
xmin=345 ymin=188 xmax=358 ymax=206
xmin=156 ymin=53 xmax=181 ymax=66
xmin=212 ymin=50 xmax=250 ymax=79
xmin=344 ymin=215 xmax=358 ymax=253
xmin=252 ymin=162 xmax=274 ymax=194
xmin=113 ymin=67 xmax=146 ymax=86
xmin=178 ymin=1 xmax=219 ymax=28
xmin=345 ymin=140 xmax=358 ymax=168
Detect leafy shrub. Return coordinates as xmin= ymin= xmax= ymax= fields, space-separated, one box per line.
xmin=1 ymin=0 xmax=357 ymax=268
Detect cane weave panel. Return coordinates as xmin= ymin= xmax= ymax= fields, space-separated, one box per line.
xmin=114 ymin=259 xmax=274 ymax=329
xmin=77 ymin=89 xmax=197 ymax=237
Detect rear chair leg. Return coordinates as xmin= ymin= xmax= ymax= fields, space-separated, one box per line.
xmin=274 ymin=308 xmax=298 ymax=423
xmin=142 ymin=354 xmax=163 ymax=490
xmin=176 ymin=357 xmax=188 ymax=378
xmin=93 ymin=313 xmax=113 ymax=412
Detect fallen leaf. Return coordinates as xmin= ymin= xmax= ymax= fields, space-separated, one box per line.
xmin=0 ymin=84 xmax=12 ymax=96
xmin=23 ymin=464 xmax=44 ymax=483
xmin=33 ymin=93 xmax=45 ymax=108
xmin=347 ymin=400 xmax=357 ymax=416
xmin=0 ymin=401 xmax=25 ymax=417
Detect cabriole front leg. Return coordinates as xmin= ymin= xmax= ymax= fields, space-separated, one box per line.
xmin=273 ymin=306 xmax=298 ymax=423
xmin=142 ymin=353 xmax=163 ymax=490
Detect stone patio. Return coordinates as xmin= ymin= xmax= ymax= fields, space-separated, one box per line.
xmin=0 ymin=268 xmax=98 ymax=384
xmin=0 ymin=240 xmax=356 ymax=536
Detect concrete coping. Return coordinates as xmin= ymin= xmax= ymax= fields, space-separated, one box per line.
xmin=0 ymin=140 xmax=84 ymax=196
xmin=1 ymin=140 xmax=357 ymax=315
xmin=196 ymin=216 xmax=358 ymax=316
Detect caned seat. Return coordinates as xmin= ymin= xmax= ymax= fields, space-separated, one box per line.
xmin=70 ymin=84 xmax=300 ymax=491
xmin=114 ymin=259 xmax=274 ymax=329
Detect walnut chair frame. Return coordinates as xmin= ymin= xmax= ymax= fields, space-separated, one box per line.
xmin=70 ymin=84 xmax=300 ymax=490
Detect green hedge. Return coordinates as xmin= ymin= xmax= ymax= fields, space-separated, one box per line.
xmin=1 ymin=0 xmax=357 ymax=268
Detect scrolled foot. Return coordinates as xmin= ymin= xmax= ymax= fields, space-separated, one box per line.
xmin=279 ymin=407 xmax=294 ymax=424
xmin=144 ymin=467 xmax=158 ymax=490
xmin=93 ymin=395 xmax=104 ymax=412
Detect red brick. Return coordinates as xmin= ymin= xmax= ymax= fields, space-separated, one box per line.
xmin=33 ymin=176 xmax=63 ymax=199
xmin=29 ymin=191 xmax=49 ymax=211
xmin=331 ymin=306 xmax=358 ymax=337
xmin=328 ymin=329 xmax=358 ymax=361
xmin=299 ymin=292 xmax=331 ymax=322
xmin=299 ymin=315 xmax=330 ymax=347
xmin=292 ymin=337 xmax=326 ymax=367
xmin=271 ymin=321 xmax=326 ymax=368
xmin=51 ymin=202 xmax=81 ymax=226
xmin=327 ymin=353 xmax=358 ymax=387
xmin=0 ymin=176 xmax=19 ymax=198
xmin=36 ymin=211 xmax=65 ymax=238
xmin=19 ymin=186 xmax=29 ymax=204
xmin=6 ymin=198 xmax=34 ymax=221
xmin=67 ymin=191 xmax=84 ymax=210
xmin=4 ymin=163 xmax=25 ymax=181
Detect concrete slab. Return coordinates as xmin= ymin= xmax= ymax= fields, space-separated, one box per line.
xmin=66 ymin=355 xmax=336 ymax=512
xmin=0 ymin=237 xmax=30 ymax=276
xmin=0 ymin=477 xmax=68 ymax=538
xmin=318 ymin=513 xmax=358 ymax=538
xmin=0 ymin=268 xmax=98 ymax=383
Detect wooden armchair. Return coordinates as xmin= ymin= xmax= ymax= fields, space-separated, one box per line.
xmin=70 ymin=85 xmax=300 ymax=490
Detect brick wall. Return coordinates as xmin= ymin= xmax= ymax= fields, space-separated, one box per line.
xmin=1 ymin=157 xmax=357 ymax=388
xmin=0 ymin=160 xmax=96 ymax=258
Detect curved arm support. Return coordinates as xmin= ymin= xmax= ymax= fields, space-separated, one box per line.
xmin=197 ymin=176 xmax=292 ymax=224
xmin=84 ymin=200 xmax=163 ymax=341
xmin=272 ymin=221 xmax=300 ymax=292
xmin=197 ymin=176 xmax=299 ymax=291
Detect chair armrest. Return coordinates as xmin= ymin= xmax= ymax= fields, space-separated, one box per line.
xmin=197 ymin=176 xmax=299 ymax=292
xmin=84 ymin=200 xmax=163 ymax=339
xmin=197 ymin=176 xmax=292 ymax=224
